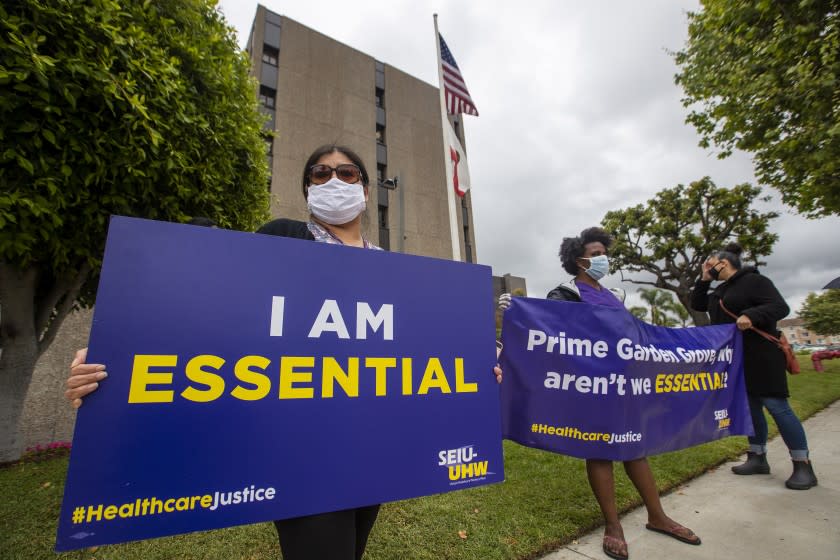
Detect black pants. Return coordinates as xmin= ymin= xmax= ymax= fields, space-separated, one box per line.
xmin=273 ymin=505 xmax=380 ymax=560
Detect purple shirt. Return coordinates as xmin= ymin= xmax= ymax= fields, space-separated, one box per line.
xmin=576 ymin=281 xmax=624 ymax=308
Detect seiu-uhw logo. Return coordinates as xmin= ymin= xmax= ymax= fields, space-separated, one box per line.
xmin=714 ymin=408 xmax=730 ymax=429
xmin=438 ymin=445 xmax=488 ymax=483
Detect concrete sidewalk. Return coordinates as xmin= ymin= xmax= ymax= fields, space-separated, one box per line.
xmin=540 ymin=401 xmax=840 ymax=560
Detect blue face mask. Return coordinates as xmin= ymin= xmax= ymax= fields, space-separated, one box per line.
xmin=583 ymin=255 xmax=610 ymax=281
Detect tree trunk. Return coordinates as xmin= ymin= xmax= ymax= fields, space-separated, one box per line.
xmin=0 ymin=263 xmax=39 ymax=463
xmin=689 ymin=309 xmax=710 ymax=327
xmin=673 ymin=288 xmax=710 ymax=327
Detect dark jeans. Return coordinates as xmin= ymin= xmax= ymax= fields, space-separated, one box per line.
xmin=273 ymin=505 xmax=380 ymax=560
xmin=747 ymin=395 xmax=809 ymax=460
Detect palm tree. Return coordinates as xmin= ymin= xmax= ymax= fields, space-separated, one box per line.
xmin=662 ymin=298 xmax=693 ymax=327
xmin=638 ymin=288 xmax=678 ymax=326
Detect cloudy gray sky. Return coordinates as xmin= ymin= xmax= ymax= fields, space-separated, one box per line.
xmin=219 ymin=0 xmax=840 ymax=315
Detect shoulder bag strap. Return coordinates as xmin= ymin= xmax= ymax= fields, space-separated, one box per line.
xmin=718 ymin=300 xmax=782 ymax=346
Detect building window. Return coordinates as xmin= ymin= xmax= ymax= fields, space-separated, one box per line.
xmin=376 ymin=142 xmax=387 ymax=165
xmin=378 ymin=205 xmax=389 ymax=229
xmin=375 ymin=60 xmax=385 ymax=89
xmin=375 ymin=88 xmax=384 ymax=108
xmin=265 ymin=21 xmax=281 ymax=48
xmin=259 ymin=85 xmax=276 ymax=108
xmin=378 ymin=204 xmax=390 ymax=250
xmin=376 ymin=124 xmax=385 ymax=144
xmin=377 ymin=164 xmax=386 ymax=184
xmin=262 ymin=45 xmax=279 ymax=66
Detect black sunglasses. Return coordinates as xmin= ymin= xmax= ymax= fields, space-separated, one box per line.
xmin=308 ymin=164 xmax=362 ymax=185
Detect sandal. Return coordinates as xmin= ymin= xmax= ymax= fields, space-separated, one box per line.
xmin=602 ymin=534 xmax=629 ymax=560
xmin=645 ymin=523 xmax=701 ymax=545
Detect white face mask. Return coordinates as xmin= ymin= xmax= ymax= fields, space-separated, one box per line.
xmin=306 ymin=177 xmax=367 ymax=225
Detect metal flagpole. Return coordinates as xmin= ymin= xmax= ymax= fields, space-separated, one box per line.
xmin=433 ymin=14 xmax=462 ymax=262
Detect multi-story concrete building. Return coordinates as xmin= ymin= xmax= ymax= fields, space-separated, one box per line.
xmin=18 ymin=6 xmax=484 ymax=451
xmin=778 ymin=318 xmax=840 ymax=348
xmin=492 ymin=273 xmax=528 ymax=301
xmin=247 ymin=6 xmax=478 ymax=261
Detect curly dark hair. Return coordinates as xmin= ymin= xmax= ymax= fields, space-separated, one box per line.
xmin=559 ymin=227 xmax=613 ymax=276
xmin=714 ymin=241 xmax=743 ymax=270
xmin=300 ymin=144 xmax=370 ymax=198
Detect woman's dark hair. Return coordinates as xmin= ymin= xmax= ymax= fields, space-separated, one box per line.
xmin=714 ymin=242 xmax=743 ymax=270
xmin=300 ymin=144 xmax=370 ymax=197
xmin=559 ymin=227 xmax=613 ymax=276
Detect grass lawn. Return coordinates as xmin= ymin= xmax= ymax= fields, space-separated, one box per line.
xmin=2 ymin=357 xmax=839 ymax=560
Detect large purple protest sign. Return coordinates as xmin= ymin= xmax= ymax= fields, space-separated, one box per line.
xmin=55 ymin=216 xmax=503 ymax=551
xmin=499 ymin=297 xmax=751 ymax=461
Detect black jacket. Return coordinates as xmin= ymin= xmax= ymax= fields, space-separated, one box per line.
xmin=256 ymin=218 xmax=315 ymax=240
xmin=690 ymin=267 xmax=790 ymax=398
xmin=546 ymin=283 xmax=581 ymax=302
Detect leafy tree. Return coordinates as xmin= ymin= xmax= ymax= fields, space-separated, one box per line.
xmin=601 ymin=178 xmax=778 ymax=327
xmin=629 ymin=306 xmax=648 ymax=321
xmin=674 ymin=0 xmax=840 ymax=217
xmin=800 ymin=290 xmax=840 ymax=336
xmin=0 ymin=0 xmax=270 ymax=462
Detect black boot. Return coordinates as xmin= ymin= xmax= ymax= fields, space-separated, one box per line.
xmin=732 ymin=452 xmax=770 ymax=475
xmin=785 ymin=460 xmax=818 ymax=490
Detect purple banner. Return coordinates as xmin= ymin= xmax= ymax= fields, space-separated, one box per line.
xmin=499 ymin=297 xmax=752 ymax=461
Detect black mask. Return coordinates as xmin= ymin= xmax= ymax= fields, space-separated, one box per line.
xmin=709 ymin=265 xmax=723 ymax=281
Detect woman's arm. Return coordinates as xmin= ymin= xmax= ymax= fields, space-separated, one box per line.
xmin=690 ymin=280 xmax=712 ymax=312
xmin=690 ymin=257 xmax=715 ymax=312
xmin=739 ymin=275 xmax=790 ymax=329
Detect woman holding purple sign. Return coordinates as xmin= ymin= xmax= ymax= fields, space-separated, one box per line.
xmin=691 ymin=243 xmax=817 ymax=490
xmin=553 ymin=228 xmax=700 ymax=559
xmin=502 ymin=227 xmax=701 ymax=560
xmin=67 ymin=144 xmax=385 ymax=560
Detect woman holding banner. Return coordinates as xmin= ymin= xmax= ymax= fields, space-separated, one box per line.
xmin=64 ymin=144 xmax=419 ymax=560
xmin=691 ymin=243 xmax=817 ymax=490
xmin=500 ymin=227 xmax=702 ymax=560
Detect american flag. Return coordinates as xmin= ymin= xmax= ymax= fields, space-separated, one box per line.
xmin=439 ymin=33 xmax=479 ymax=117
